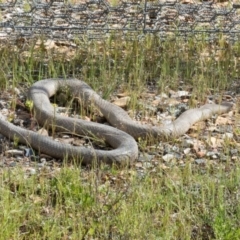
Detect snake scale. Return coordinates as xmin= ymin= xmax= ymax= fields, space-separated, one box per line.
xmin=0 ymin=79 xmax=232 ymax=165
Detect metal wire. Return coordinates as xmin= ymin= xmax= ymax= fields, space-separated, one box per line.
xmin=0 ymin=0 xmax=240 ymax=42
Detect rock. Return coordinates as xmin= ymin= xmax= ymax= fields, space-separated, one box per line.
xmin=37 ymin=163 xmax=45 ymax=168
xmin=24 ymin=148 xmax=35 ymax=157
xmin=173 ymin=152 xmax=182 ymax=160
xmin=169 ymin=90 xmax=189 ymax=98
xmin=40 ymin=158 xmax=47 ymax=163
xmin=138 ymin=154 xmax=154 ymax=162
xmin=194 ymin=159 xmax=206 ymax=165
xmin=206 ymin=151 xmax=219 ymax=159
xmin=162 ymin=153 xmax=175 ymax=162
xmin=14 ymin=87 xmax=21 ymax=95
xmin=182 ymin=139 xmax=194 ymax=147
xmin=230 ymin=149 xmax=238 ymax=155
xmin=61 ymin=135 xmax=70 ymax=138
xmin=28 ymin=168 xmax=36 ymax=175
xmin=195 ymin=150 xmax=207 ymax=158
xmin=37 ymin=158 xmax=46 ymax=167
xmin=143 ymin=162 xmax=153 ymax=168
xmin=220 ymin=154 xmax=227 ymax=162
xmin=183 ymin=148 xmax=191 ymax=155
xmin=156 ymin=93 xmax=168 ymax=99
xmin=215 ymin=125 xmax=233 ymax=133
xmin=16 ymin=157 xmax=23 ymax=162
xmin=177 ymin=90 xmax=189 ymax=97
xmin=9 ymin=162 xmax=17 ymax=167
xmin=172 ymin=146 xmax=180 ymax=152
xmin=222 ymin=132 xmax=233 ymax=139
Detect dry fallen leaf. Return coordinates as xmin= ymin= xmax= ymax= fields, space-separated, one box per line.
xmin=195 ymin=150 xmax=206 ymax=158
xmin=152 ymin=99 xmax=161 ymax=106
xmin=193 ymin=140 xmax=207 ymax=157
xmin=117 ymin=92 xmax=129 ymax=97
xmin=29 ymin=194 xmax=43 ymax=204
xmin=165 ymin=98 xmax=181 ymax=106
xmin=190 ymin=121 xmax=206 ymax=131
xmin=37 ymin=128 xmax=49 ymax=136
xmin=215 ymin=116 xmax=232 ymax=125
xmin=207 ymin=136 xmax=223 ymax=148
xmin=113 ymin=96 xmax=130 ymax=107
xmin=135 ymin=162 xmax=143 ymax=168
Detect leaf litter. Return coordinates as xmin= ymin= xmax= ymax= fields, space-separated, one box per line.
xmin=0 ymin=79 xmax=237 ymax=182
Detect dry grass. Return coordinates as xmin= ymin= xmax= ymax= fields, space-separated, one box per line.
xmin=0 ymin=32 xmax=239 ymax=239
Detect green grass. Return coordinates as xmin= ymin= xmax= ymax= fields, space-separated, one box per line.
xmin=0 ymin=32 xmax=239 ymax=239
xmin=1 ymin=162 xmax=240 ymax=239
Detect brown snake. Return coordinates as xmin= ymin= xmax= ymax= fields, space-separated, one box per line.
xmin=0 ymin=79 xmax=233 ymax=165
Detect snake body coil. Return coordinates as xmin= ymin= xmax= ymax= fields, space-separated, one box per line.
xmin=0 ymin=79 xmax=232 ymax=165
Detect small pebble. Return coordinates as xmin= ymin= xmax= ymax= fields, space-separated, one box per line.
xmin=172 ymin=146 xmax=180 ymax=152
xmin=230 ymin=149 xmax=238 ymax=155
xmin=24 ymin=148 xmax=35 ymax=157
xmin=220 ymin=155 xmax=228 ymax=162
xmin=183 ymin=148 xmax=191 ymax=155
xmin=222 ymin=133 xmax=233 ymax=139
xmin=9 ymin=161 xmax=17 ymax=167
xmin=37 ymin=163 xmax=45 ymax=168
xmin=13 ymin=87 xmax=21 ymax=95
xmin=216 ymin=126 xmax=233 ymax=133
xmin=154 ymin=93 xmax=163 ymax=99
xmin=173 ymin=152 xmax=181 ymax=160
xmin=142 ymin=162 xmax=153 ymax=168
xmin=40 ymin=158 xmax=47 ymax=163
xmin=177 ymin=90 xmax=189 ymax=97
xmin=61 ymin=135 xmax=70 ymax=139
xmin=195 ymin=159 xmax=206 ymax=165
xmin=16 ymin=157 xmax=23 ymax=162
xmin=162 ymin=153 xmax=175 ymax=162
xmin=182 ymin=139 xmax=194 ymax=147
xmin=206 ymin=152 xmax=219 ymax=159
xmin=29 ymin=168 xmax=36 ymax=175
xmin=138 ymin=154 xmax=154 ymax=162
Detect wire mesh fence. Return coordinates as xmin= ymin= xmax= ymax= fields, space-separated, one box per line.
xmin=0 ymin=0 xmax=240 ymax=43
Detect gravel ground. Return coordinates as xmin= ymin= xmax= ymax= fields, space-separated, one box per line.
xmin=0 ymin=0 xmax=238 ymax=176
xmin=0 ymin=80 xmax=238 ymax=178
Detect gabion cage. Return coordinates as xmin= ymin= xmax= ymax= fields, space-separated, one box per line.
xmin=1 ymin=0 xmax=240 ymax=42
